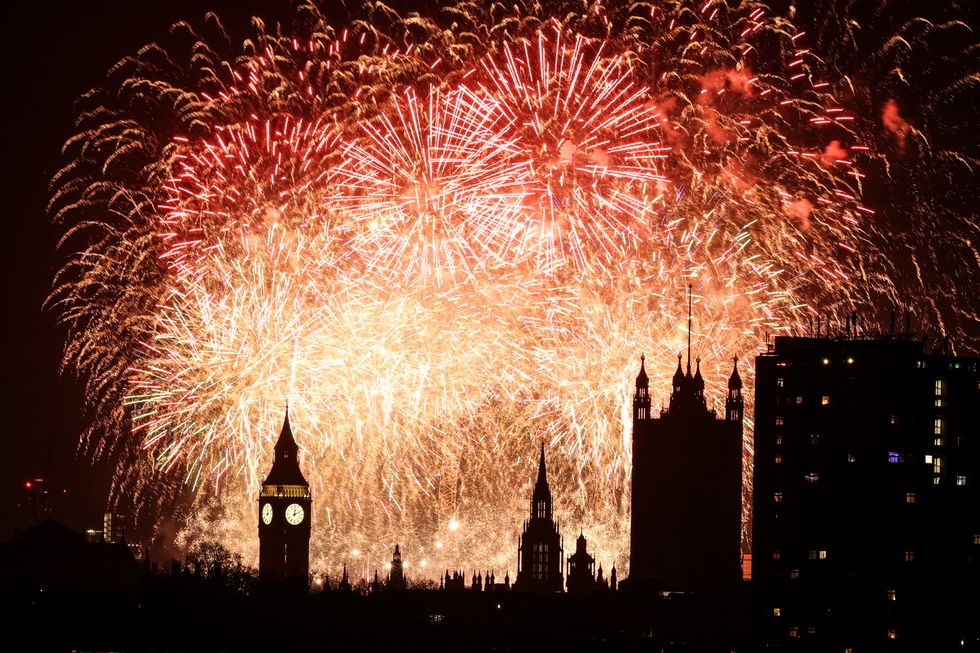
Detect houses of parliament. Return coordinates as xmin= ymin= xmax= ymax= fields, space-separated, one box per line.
xmin=257 ymin=342 xmax=746 ymax=596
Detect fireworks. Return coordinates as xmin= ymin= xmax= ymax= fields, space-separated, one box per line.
xmin=49 ymin=0 xmax=977 ymax=578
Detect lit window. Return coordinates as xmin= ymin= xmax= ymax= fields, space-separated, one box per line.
xmin=807 ymin=626 xmax=816 ymax=635
xmin=847 ymin=453 xmax=856 ymax=463
xmin=973 ymin=534 xmax=980 ymax=545
xmin=934 ymin=397 xmax=944 ymax=407
xmin=774 ymin=492 xmax=783 ymax=503
xmin=790 ymin=568 xmax=799 ymax=579
xmin=772 ymin=607 xmax=781 ymax=616
xmin=956 ymin=475 xmax=968 ymax=486
xmin=821 ymin=395 xmax=830 ymax=405
xmin=772 ymin=550 xmax=782 ymax=560
xmin=777 ymin=377 xmax=785 ymax=388
xmin=887 ymin=629 xmax=897 ymax=640
xmin=904 ymin=550 xmax=915 ymax=562
xmin=808 ymin=550 xmax=818 ymax=561
xmin=887 ymin=589 xmax=897 ymax=601
xmin=793 ymin=396 xmax=801 ymax=404
xmin=934 ymin=418 xmax=944 ymax=435
xmin=810 ymin=434 xmax=820 ymax=444
xmin=933 ymin=477 xmax=941 ymax=485
xmin=925 ymin=454 xmax=933 ymax=464
xmin=805 ymin=473 xmax=819 ymax=483
xmin=536 ymin=500 xmax=547 ymax=519
xmin=776 ymin=435 xmax=783 ymax=446
xmin=789 ymin=626 xmax=798 ymax=638
xmin=532 ymin=543 xmax=550 ymax=579
xmin=934 ymin=437 xmax=944 ymax=446
xmin=917 ymin=360 xmax=926 ymax=369
xmin=905 ymin=492 xmax=916 ymax=504
xmin=775 ymin=416 xmax=784 ymax=426
xmin=935 ymin=379 xmax=945 ymax=395
xmin=889 ymin=415 xmax=898 ymax=425
xmin=888 ymin=452 xmax=902 ymax=464
xmin=774 ymin=455 xmax=782 ymax=464
xmin=933 ymin=457 xmax=943 ymax=474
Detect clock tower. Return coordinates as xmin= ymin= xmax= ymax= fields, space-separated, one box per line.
xmin=258 ymin=409 xmax=311 ymax=587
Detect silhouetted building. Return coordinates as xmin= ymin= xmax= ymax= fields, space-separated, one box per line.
xmin=258 ymin=409 xmax=311 ymax=586
xmin=388 ymin=544 xmax=406 ymax=590
xmin=338 ymin=564 xmax=352 ymax=593
xmin=753 ymin=333 xmax=979 ymax=649
xmin=0 ymin=518 xmax=140 ymax=591
xmin=442 ymin=569 xmax=466 ymax=591
xmin=566 ymin=531 xmax=601 ymax=592
xmin=103 ymin=511 xmax=126 ymax=544
xmin=628 ymin=344 xmax=744 ymax=593
xmin=514 ymin=445 xmax=564 ymax=591
xmin=20 ymin=478 xmax=52 ymax=527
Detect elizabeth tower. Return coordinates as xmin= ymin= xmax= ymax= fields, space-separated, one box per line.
xmin=258 ymin=410 xmax=311 ymax=585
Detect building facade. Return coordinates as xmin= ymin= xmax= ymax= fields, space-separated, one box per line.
xmin=258 ymin=410 xmax=311 ymax=586
xmin=752 ymin=335 xmax=979 ymax=649
xmin=514 ymin=445 xmax=564 ymax=591
xmin=388 ymin=544 xmax=405 ymax=590
xmin=629 ymin=352 xmax=744 ymax=593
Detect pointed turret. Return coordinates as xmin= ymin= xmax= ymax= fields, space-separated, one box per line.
xmin=726 ymin=356 xmax=744 ymax=422
xmin=536 ymin=443 xmax=547 ymax=485
xmin=531 ymin=444 xmax=552 ymax=521
xmin=728 ymin=355 xmax=743 ymax=390
xmin=635 ymin=354 xmax=649 ymax=389
xmin=262 ymin=407 xmax=309 ymax=487
xmin=634 ymin=354 xmax=652 ymax=421
xmin=672 ymin=352 xmax=685 ymax=390
xmin=693 ymin=357 xmax=705 ymax=394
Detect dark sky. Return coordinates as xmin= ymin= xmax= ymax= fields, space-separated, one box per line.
xmin=2 ymin=0 xmax=300 ymax=540
xmin=3 ymin=0 xmax=975 ymax=544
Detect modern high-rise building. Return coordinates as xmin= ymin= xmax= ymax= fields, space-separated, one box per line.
xmin=628 ymin=350 xmax=744 ymax=593
xmin=752 ymin=334 xmax=979 ymax=649
xmin=514 ymin=445 xmax=564 ymax=591
xmin=258 ymin=409 xmax=311 ymax=586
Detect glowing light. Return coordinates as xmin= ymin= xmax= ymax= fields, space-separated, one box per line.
xmin=49 ymin=1 xmax=975 ymax=577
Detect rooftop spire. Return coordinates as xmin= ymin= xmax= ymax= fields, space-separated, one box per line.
xmin=687 ymin=283 xmax=693 ymax=375
xmin=275 ymin=404 xmax=298 ymax=454
xmin=636 ymin=354 xmax=649 ymax=388
xmin=728 ymin=356 xmax=743 ymax=390
xmin=536 ymin=443 xmax=547 ymax=486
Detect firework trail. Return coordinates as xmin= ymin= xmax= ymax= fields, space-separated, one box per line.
xmin=49 ymin=0 xmax=977 ymax=578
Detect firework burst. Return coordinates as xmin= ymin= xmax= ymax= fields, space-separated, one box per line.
xmin=49 ymin=0 xmax=976 ymax=578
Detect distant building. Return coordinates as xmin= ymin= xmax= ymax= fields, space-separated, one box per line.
xmin=752 ymin=333 xmax=979 ymax=649
xmin=442 ymin=569 xmax=466 ymax=591
xmin=388 ymin=544 xmax=406 ymax=590
xmin=566 ymin=532 xmax=603 ymax=593
xmin=103 ymin=511 xmax=126 ymax=544
xmin=0 ymin=518 xmax=140 ymax=591
xmin=514 ymin=445 xmax=564 ymax=591
xmin=258 ymin=409 xmax=311 ymax=586
xmin=20 ymin=478 xmax=52 ymax=527
xmin=628 ymin=346 xmax=744 ymax=593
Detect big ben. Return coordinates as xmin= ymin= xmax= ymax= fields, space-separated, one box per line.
xmin=258 ymin=409 xmax=311 ymax=586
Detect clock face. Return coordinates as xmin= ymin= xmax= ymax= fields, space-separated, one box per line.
xmin=285 ymin=503 xmax=305 ymax=525
xmin=261 ymin=503 xmax=273 ymax=525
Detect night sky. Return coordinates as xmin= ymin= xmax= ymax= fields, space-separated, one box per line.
xmin=3 ymin=0 xmax=302 ymax=540
xmin=3 ymin=0 xmax=977 ymax=553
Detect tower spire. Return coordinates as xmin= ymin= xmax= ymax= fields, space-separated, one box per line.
xmin=537 ymin=443 xmax=547 ymax=486
xmin=687 ymin=283 xmax=693 ymax=375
